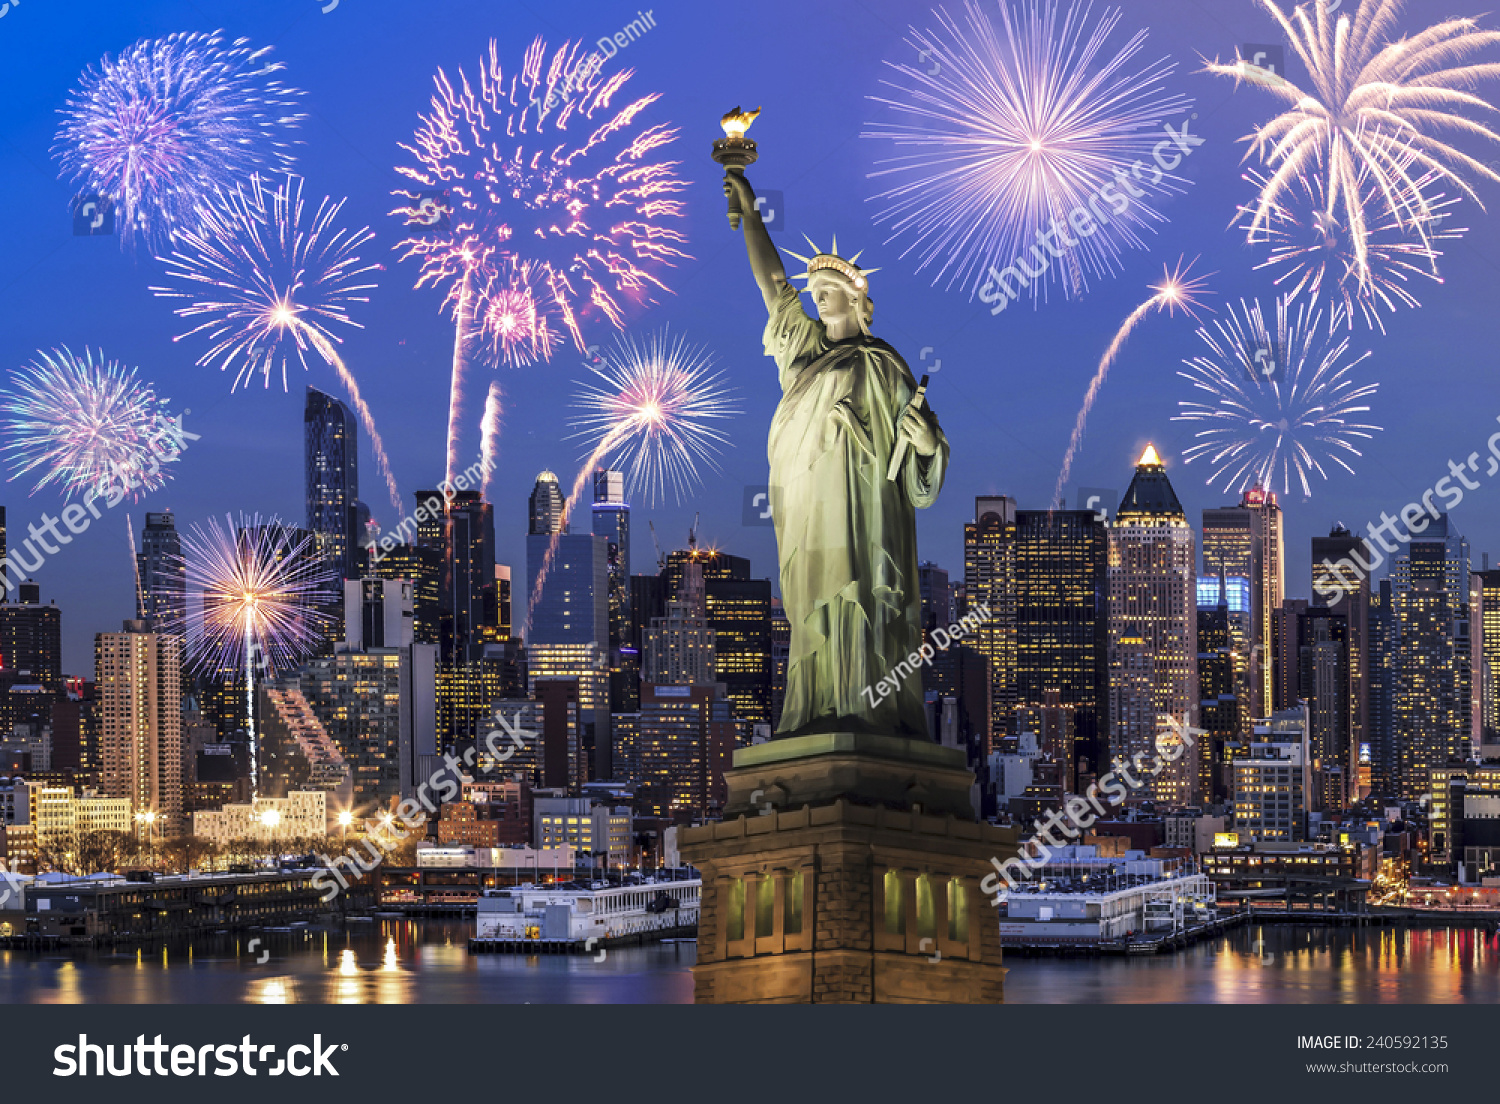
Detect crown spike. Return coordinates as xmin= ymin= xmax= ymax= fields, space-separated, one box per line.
xmin=831 ymin=232 xmax=838 ymax=256
xmin=802 ymin=233 xmax=821 ymax=255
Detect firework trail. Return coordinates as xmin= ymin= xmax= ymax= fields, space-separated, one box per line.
xmin=1205 ymin=0 xmax=1500 ymax=287
xmin=152 ymin=173 xmax=403 ymax=514
xmin=392 ymin=36 xmax=690 ymax=483
xmin=1174 ymin=296 xmax=1380 ymax=497
xmin=1238 ymin=163 xmax=1463 ymax=332
xmin=127 ymin=515 xmax=145 ymax=620
xmin=1 ymin=347 xmax=181 ymax=502
xmin=1052 ymin=258 xmax=1210 ymax=506
xmin=524 ymin=422 xmax=636 ymax=639
xmin=525 ymin=330 xmax=738 ymax=634
xmin=54 ymin=30 xmax=304 ymax=252
xmin=479 ymin=382 xmax=504 ymax=502
xmin=166 ymin=513 xmax=336 ymax=797
xmin=864 ymin=0 xmax=1194 ymax=304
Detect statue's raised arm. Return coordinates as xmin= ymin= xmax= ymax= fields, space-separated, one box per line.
xmin=723 ymin=170 xmax=786 ymax=311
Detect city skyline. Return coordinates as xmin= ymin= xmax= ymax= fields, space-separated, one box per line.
xmin=3 ymin=0 xmax=1500 ymax=675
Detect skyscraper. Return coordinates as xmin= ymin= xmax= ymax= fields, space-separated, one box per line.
xmin=136 ymin=511 xmax=184 ymax=632
xmin=529 ymin=470 xmax=566 ymax=537
xmin=1312 ymin=525 xmax=1372 ymax=799
xmin=1203 ymin=486 xmax=1284 ymax=718
xmin=305 ymin=387 xmax=362 ymax=581
xmin=1368 ymin=579 xmax=1397 ymax=797
xmin=964 ymin=496 xmax=1016 ymax=744
xmin=1391 ymin=514 xmax=1472 ymax=800
xmin=919 ymin=561 xmax=953 ymax=631
xmin=370 ymin=543 xmax=441 ymax=646
xmin=1476 ymin=567 xmax=1500 ymax=752
xmin=636 ymin=682 xmax=737 ymax=819
xmin=661 ymin=543 xmax=772 ymax=731
xmin=592 ymin=469 xmax=635 ymax=726
xmin=527 ymin=472 xmax=609 ymax=775
xmin=0 ymin=580 xmax=61 ymax=690
xmin=1197 ymin=573 xmax=1249 ymax=802
xmin=1108 ymin=445 xmax=1199 ymax=805
xmin=644 ymin=557 xmax=716 ymax=685
xmin=422 ymin=490 xmax=498 ymax=664
xmin=1013 ymin=508 xmax=1109 ymax=785
xmin=96 ymin=620 xmax=183 ymax=834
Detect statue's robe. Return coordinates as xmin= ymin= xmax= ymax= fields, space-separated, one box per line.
xmin=763 ymin=284 xmax=948 ymax=738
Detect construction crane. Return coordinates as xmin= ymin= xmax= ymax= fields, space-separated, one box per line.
xmin=648 ymin=520 xmax=666 ymax=570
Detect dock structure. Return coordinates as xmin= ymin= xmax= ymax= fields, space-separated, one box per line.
xmin=0 ymin=869 xmax=373 ymax=947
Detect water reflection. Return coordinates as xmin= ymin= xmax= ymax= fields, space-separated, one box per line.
xmin=0 ymin=920 xmax=1493 ymax=1004
xmin=1004 ymin=924 xmax=1500 ymax=1004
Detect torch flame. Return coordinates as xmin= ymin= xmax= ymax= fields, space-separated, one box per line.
xmin=720 ymin=105 xmax=761 ymax=138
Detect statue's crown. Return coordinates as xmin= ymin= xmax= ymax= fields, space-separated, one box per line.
xmin=786 ymin=235 xmax=880 ymax=292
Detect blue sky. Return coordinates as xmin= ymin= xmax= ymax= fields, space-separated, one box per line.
xmin=3 ymin=0 xmax=1499 ymax=672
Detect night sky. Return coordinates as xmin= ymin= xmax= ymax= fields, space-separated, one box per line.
xmin=3 ymin=0 xmax=1499 ymax=674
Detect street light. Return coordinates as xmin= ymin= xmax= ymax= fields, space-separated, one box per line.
xmin=337 ymin=810 xmax=352 ymax=841
xmin=134 ymin=810 xmax=157 ymax=847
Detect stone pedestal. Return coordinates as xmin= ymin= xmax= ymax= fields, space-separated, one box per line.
xmin=679 ymin=733 xmax=1018 ymax=1004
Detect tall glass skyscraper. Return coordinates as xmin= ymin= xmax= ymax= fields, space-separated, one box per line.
xmin=137 ymin=510 xmax=184 ymax=633
xmin=528 ymin=471 xmax=609 ymax=776
xmin=305 ymin=387 xmax=362 ymax=580
xmin=592 ymin=468 xmax=635 ymax=715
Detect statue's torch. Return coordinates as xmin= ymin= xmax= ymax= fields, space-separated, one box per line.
xmin=712 ymin=106 xmax=760 ymax=230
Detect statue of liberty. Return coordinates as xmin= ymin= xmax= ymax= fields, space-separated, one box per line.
xmin=723 ymin=169 xmax=949 ymax=740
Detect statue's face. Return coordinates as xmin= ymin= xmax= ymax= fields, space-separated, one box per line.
xmin=808 ymin=272 xmax=860 ymax=328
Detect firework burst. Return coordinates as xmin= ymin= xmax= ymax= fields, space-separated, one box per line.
xmin=1174 ymin=296 xmax=1381 ymax=497
xmin=524 ymin=330 xmax=737 ymax=633
xmin=568 ymin=328 xmax=738 ymax=507
xmin=54 ymin=30 xmax=305 ymax=252
xmin=392 ymin=36 xmax=690 ymax=482
xmin=864 ymin=0 xmax=1195 ymax=304
xmin=169 ymin=514 xmax=337 ymax=796
xmin=153 ymin=173 xmax=403 ymax=514
xmin=1238 ymin=163 xmax=1463 ymax=332
xmin=1206 ymin=0 xmax=1500 ymax=287
xmin=1052 ymin=257 xmax=1211 ymax=504
xmin=1 ymin=347 xmax=180 ymax=502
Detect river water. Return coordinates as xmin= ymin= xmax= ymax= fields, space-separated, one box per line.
xmin=1 ymin=921 xmax=1496 ymax=1003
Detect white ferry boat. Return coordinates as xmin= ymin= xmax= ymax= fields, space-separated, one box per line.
xmin=470 ymin=876 xmax=700 ymax=952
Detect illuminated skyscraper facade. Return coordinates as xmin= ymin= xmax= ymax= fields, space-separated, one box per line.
xmin=96 ymin=620 xmax=183 ymax=834
xmin=1202 ymin=487 xmax=1284 ymax=719
xmin=1013 ymin=508 xmax=1109 ymax=785
xmin=1107 ymin=446 xmax=1199 ymax=805
xmin=1391 ymin=515 xmax=1472 ymax=800
xmin=964 ymin=496 xmax=1016 ymax=744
